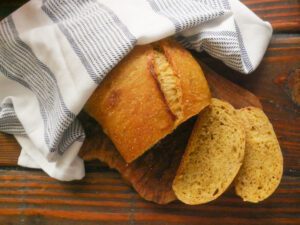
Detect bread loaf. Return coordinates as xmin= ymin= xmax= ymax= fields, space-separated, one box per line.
xmin=234 ymin=107 xmax=283 ymax=203
xmin=85 ymin=39 xmax=211 ymax=163
xmin=172 ymin=98 xmax=245 ymax=205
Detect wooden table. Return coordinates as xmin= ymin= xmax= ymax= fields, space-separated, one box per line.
xmin=0 ymin=0 xmax=299 ymax=224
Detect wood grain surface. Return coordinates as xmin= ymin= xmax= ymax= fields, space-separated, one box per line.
xmin=0 ymin=170 xmax=299 ymax=225
xmin=0 ymin=0 xmax=300 ymax=225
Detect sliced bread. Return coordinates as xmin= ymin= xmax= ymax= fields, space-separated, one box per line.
xmin=172 ymin=98 xmax=245 ymax=205
xmin=234 ymin=107 xmax=283 ymax=203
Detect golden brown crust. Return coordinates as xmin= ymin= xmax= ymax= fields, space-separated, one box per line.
xmin=85 ymin=39 xmax=211 ymax=163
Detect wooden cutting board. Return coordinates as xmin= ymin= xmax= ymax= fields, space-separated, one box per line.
xmin=77 ymin=62 xmax=263 ymax=205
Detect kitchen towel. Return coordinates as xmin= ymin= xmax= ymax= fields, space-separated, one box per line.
xmin=0 ymin=0 xmax=272 ymax=181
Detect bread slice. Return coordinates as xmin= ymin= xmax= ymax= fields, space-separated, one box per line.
xmin=234 ymin=107 xmax=283 ymax=203
xmin=172 ymin=98 xmax=245 ymax=205
xmin=85 ymin=39 xmax=211 ymax=163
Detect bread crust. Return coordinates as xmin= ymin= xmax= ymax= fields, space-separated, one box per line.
xmin=85 ymin=39 xmax=211 ymax=163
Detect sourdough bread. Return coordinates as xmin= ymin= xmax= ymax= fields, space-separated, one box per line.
xmin=85 ymin=39 xmax=211 ymax=163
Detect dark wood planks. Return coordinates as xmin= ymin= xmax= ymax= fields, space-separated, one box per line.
xmin=0 ymin=0 xmax=299 ymax=32
xmin=0 ymin=133 xmax=19 ymax=166
xmin=0 ymin=0 xmax=299 ymax=225
xmin=0 ymin=170 xmax=299 ymax=225
xmin=242 ymin=0 xmax=300 ymax=32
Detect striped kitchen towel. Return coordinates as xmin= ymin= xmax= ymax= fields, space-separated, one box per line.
xmin=0 ymin=0 xmax=272 ymax=181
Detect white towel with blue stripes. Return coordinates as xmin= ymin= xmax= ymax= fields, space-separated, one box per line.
xmin=0 ymin=0 xmax=272 ymax=181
